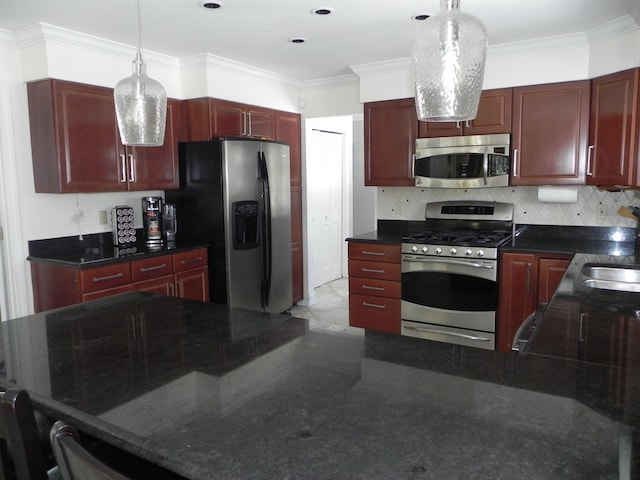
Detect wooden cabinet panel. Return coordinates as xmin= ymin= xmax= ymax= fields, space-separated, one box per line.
xmin=173 ymin=248 xmax=208 ymax=273
xmin=131 ymin=255 xmax=174 ymax=282
xmin=511 ymin=80 xmax=590 ymax=185
xmin=27 ymin=79 xmax=179 ymax=193
xmin=82 ymin=284 xmax=135 ymax=302
xmin=349 ymin=294 xmax=401 ymax=334
xmin=364 ymin=98 xmax=416 ymax=186
xmin=348 ymin=260 xmax=401 ymax=281
xmin=418 ymin=88 xmax=512 ymax=137
xmin=497 ymin=252 xmax=570 ymax=352
xmin=175 ymin=267 xmax=209 ymax=302
xmin=79 ymin=263 xmax=132 ymax=293
xmin=290 ymin=185 xmax=303 ymax=303
xmin=133 ymin=275 xmax=175 ymax=296
xmin=348 ymin=277 xmax=400 ymax=299
xmin=275 ymin=111 xmax=302 ymax=186
xmin=347 ymin=242 xmax=401 ymax=263
xmin=587 ymin=68 xmax=639 ymax=186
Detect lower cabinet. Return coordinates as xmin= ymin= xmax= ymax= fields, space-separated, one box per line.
xmin=31 ymin=248 xmax=209 ymax=312
xmin=347 ymin=242 xmax=401 ymax=335
xmin=496 ymin=251 xmax=570 ymax=352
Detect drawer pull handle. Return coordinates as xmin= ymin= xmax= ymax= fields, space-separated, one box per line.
xmin=362 ymin=285 xmax=385 ymax=291
xmin=362 ymin=301 xmax=386 ymax=309
xmin=92 ymin=272 xmax=124 ymax=283
xmin=140 ymin=263 xmax=168 ymax=272
xmin=361 ymin=268 xmax=385 ymax=274
xmin=181 ymin=256 xmax=203 ymax=265
xmin=361 ymin=250 xmax=386 ymax=256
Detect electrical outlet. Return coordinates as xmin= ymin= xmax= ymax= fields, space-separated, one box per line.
xmin=98 ymin=210 xmax=108 ymax=225
xmin=395 ymin=201 xmax=403 ymax=215
xmin=596 ymin=204 xmax=607 ymax=219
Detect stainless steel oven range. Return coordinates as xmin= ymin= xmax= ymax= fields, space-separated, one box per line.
xmin=401 ymin=201 xmax=515 ymax=350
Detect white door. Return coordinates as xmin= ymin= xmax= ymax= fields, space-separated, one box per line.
xmin=307 ymin=128 xmax=343 ymax=288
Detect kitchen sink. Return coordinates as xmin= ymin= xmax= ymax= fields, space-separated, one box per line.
xmin=578 ymin=263 xmax=640 ymax=293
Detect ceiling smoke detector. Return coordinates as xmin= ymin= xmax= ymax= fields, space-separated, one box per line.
xmin=311 ymin=7 xmax=334 ymax=16
xmin=200 ymin=1 xmax=223 ymax=9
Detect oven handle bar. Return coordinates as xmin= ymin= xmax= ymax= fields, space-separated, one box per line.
xmin=403 ymin=257 xmax=494 ymax=269
xmin=403 ymin=325 xmax=492 ymax=342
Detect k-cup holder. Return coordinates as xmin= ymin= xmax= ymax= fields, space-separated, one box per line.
xmin=112 ymin=205 xmax=137 ymax=247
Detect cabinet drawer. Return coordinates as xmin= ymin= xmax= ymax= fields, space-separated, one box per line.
xmin=348 ymin=243 xmax=400 ymax=263
xmin=173 ymin=248 xmax=208 ymax=272
xmin=131 ymin=255 xmax=174 ymax=282
xmin=80 ymin=263 xmax=131 ymax=293
xmin=349 ymin=277 xmax=400 ymax=299
xmin=348 ymin=260 xmax=400 ymax=281
xmin=349 ymin=294 xmax=400 ymax=334
xmin=82 ymin=284 xmax=135 ymax=302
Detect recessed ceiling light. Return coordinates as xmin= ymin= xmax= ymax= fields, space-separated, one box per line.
xmin=311 ymin=7 xmax=334 ymax=16
xmin=412 ymin=14 xmax=431 ymax=21
xmin=200 ymin=1 xmax=223 ymax=9
xmin=289 ymin=38 xmax=307 ymax=44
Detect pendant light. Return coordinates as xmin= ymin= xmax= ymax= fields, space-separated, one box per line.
xmin=412 ymin=0 xmax=488 ymax=122
xmin=114 ymin=0 xmax=167 ymax=146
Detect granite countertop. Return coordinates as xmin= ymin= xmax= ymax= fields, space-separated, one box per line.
xmin=1 ymin=291 xmax=638 ymax=479
xmin=27 ymin=231 xmax=208 ymax=267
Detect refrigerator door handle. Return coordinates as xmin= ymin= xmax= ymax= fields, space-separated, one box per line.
xmin=258 ymin=151 xmax=273 ymax=309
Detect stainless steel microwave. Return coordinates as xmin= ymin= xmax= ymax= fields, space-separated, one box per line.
xmin=414 ymin=133 xmax=510 ymax=188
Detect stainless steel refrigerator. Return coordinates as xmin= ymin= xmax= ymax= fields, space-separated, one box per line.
xmin=165 ymin=138 xmax=292 ymax=314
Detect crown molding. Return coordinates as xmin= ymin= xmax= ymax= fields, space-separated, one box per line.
xmin=0 ymin=28 xmax=17 ymax=48
xmin=180 ymin=53 xmax=301 ymax=88
xmin=302 ymin=74 xmax=359 ymax=90
xmin=587 ymin=15 xmax=639 ymax=43
xmin=488 ymin=32 xmax=589 ymax=57
xmin=350 ymin=58 xmax=411 ymax=76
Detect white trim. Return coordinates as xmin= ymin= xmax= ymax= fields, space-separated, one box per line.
xmin=0 ymin=81 xmax=30 ymax=319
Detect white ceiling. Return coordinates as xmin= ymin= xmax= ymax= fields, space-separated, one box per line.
xmin=0 ymin=0 xmax=635 ymax=81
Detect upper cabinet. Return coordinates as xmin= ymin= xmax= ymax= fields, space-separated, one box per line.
xmin=511 ymin=80 xmax=590 ymax=186
xmin=418 ymin=88 xmax=512 ymax=138
xmin=27 ymin=79 xmax=179 ymax=193
xmin=181 ymin=97 xmax=274 ymax=142
xmin=364 ymin=98 xmax=417 ymax=186
xmin=587 ymin=68 xmax=639 ymax=187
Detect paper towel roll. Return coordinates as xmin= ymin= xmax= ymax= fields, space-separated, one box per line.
xmin=537 ymin=186 xmax=578 ymax=203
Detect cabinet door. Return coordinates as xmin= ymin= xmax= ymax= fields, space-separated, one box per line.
xmin=417 ymin=88 xmax=512 ymax=137
xmin=82 ymin=284 xmax=135 ymax=303
xmin=364 ymin=98 xmax=417 ymax=186
xmin=28 ymin=79 xmax=126 ymax=193
xmin=349 ymin=294 xmax=401 ymax=334
xmin=133 ymin=275 xmax=175 ymax=296
xmin=587 ymin=68 xmax=638 ymax=186
xmin=537 ymin=257 xmax=570 ymax=304
xmin=290 ymin=185 xmax=304 ymax=303
xmin=128 ymin=98 xmax=180 ymax=190
xmin=246 ymin=105 xmax=275 ymax=138
xmin=211 ymin=99 xmax=246 ymax=137
xmin=511 ymin=80 xmax=590 ymax=185
xmin=175 ymin=267 xmax=209 ymax=302
xmin=496 ymin=252 xmax=538 ymax=352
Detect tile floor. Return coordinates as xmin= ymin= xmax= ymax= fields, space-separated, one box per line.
xmin=289 ymin=277 xmax=363 ymax=336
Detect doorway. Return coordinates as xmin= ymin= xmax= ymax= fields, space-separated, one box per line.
xmin=304 ymin=116 xmax=353 ymax=297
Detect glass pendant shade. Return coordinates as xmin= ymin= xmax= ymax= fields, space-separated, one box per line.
xmin=114 ymin=0 xmax=167 ymax=147
xmin=412 ymin=0 xmax=488 ymax=122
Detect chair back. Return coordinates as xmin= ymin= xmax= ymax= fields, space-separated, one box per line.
xmin=49 ymin=421 xmax=130 ymax=480
xmin=0 ymin=389 xmax=49 ymax=480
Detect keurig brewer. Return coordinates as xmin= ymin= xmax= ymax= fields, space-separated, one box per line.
xmin=142 ymin=196 xmax=163 ymax=246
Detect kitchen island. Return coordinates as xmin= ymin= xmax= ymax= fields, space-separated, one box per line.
xmin=0 ymin=291 xmax=637 ymax=479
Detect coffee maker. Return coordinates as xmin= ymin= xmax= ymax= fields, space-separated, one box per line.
xmin=142 ymin=196 xmax=163 ymax=246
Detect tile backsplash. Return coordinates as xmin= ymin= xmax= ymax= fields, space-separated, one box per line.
xmin=377 ymin=186 xmax=640 ymax=228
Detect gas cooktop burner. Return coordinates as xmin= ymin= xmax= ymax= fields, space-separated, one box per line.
xmin=403 ymin=230 xmax=511 ymax=247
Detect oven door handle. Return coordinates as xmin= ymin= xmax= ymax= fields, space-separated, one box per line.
xmin=404 ymin=258 xmax=494 ymax=270
xmin=403 ymin=325 xmax=492 ymax=342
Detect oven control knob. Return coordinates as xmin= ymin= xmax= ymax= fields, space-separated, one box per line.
xmin=450 ymin=248 xmax=458 ymax=255
xmin=465 ymin=248 xmax=473 ymax=256
xmin=477 ymin=249 xmax=485 ymax=257
xmin=411 ymin=245 xmax=418 ymax=253
xmin=421 ymin=246 xmax=429 ymax=253
xmin=435 ymin=247 xmax=442 ymax=254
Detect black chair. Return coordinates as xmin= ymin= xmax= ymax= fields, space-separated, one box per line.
xmin=49 ymin=421 xmax=131 ymax=480
xmin=0 ymin=389 xmax=58 ymax=480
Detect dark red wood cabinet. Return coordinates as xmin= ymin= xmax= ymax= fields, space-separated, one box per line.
xmin=27 ymin=79 xmax=179 ymax=193
xmin=587 ymin=68 xmax=639 ymax=186
xmin=418 ymin=87 xmax=512 ymax=137
xmin=496 ymin=252 xmax=570 ymax=352
xmin=511 ymin=80 xmax=590 ymax=185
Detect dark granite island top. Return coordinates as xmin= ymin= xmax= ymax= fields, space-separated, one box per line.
xmin=0 ymin=292 xmax=638 ymax=479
